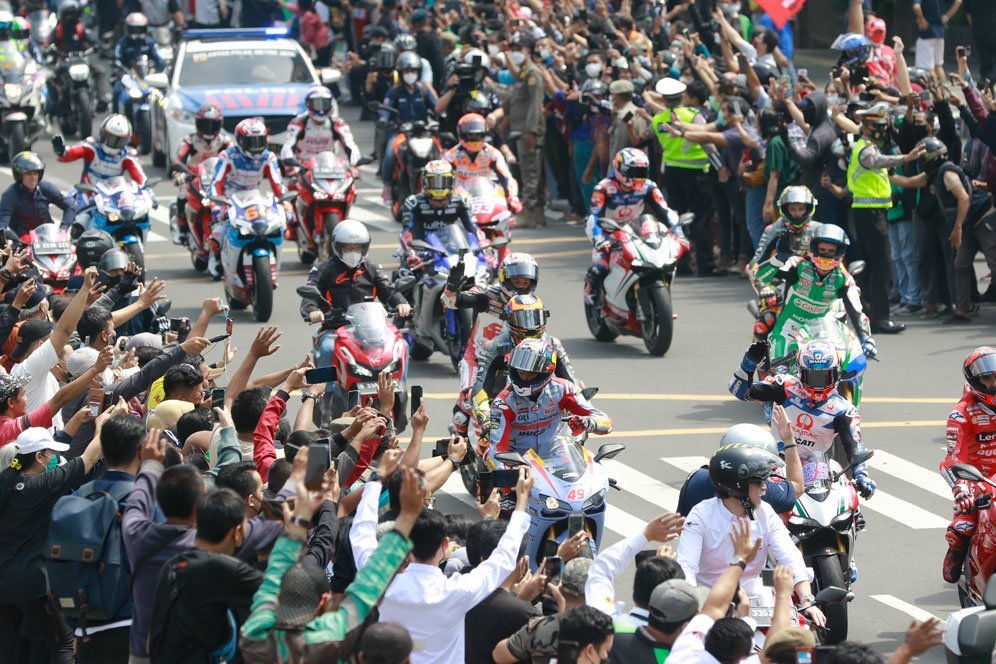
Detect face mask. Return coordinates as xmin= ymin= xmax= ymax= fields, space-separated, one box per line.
xmin=46 ymin=453 xmax=59 ymax=471
xmin=340 ymin=251 xmax=363 ymax=268
xmin=402 ymin=72 xmax=418 ymax=86
xmin=508 ymin=51 xmax=527 ymax=67
xmin=826 ymin=95 xmax=841 ymax=107
xmin=585 ymin=62 xmax=602 ymax=78
xmin=540 ymin=49 xmax=551 ymax=60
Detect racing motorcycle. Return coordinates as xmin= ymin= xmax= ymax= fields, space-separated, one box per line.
xmin=46 ymin=47 xmax=94 ymax=139
xmin=22 ymin=223 xmax=79 ymax=293
xmin=944 ymin=464 xmax=996 ymax=609
xmin=786 ymin=448 xmax=872 ymax=644
xmin=296 ymin=285 xmax=412 ymax=431
xmin=404 ymin=224 xmax=495 ymax=369
xmin=492 ymin=424 xmax=625 ymax=568
xmin=458 ymin=175 xmax=514 ymax=270
xmin=282 ymin=152 xmax=357 ymax=265
xmin=115 ymin=54 xmax=155 ymax=154
xmin=372 ymin=104 xmax=447 ymax=221
xmin=75 ymin=175 xmax=156 ymax=268
xmin=0 ymin=42 xmax=46 ymax=162
xmin=209 ymin=189 xmax=292 ymax=322
xmin=584 ymin=212 xmax=693 ymax=356
xmin=169 ymin=158 xmax=220 ymax=272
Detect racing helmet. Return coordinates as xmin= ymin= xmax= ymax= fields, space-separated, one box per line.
xmin=465 ymin=90 xmax=494 ymax=114
xmin=375 ymin=43 xmax=398 ymax=71
xmin=305 ymin=86 xmax=336 ymax=122
xmin=195 ymin=104 xmax=223 ymax=139
xmin=457 ymin=113 xmax=487 ymax=153
xmin=331 ymin=219 xmax=370 ymax=268
xmin=421 ymin=160 xmax=454 ymax=205
xmin=612 ymin=147 xmax=649 ymax=190
xmin=865 ymin=17 xmax=887 ymax=45
xmin=125 ymin=12 xmax=148 ymax=39
xmin=797 ymin=339 xmax=841 ymax=402
xmin=99 ymin=114 xmax=132 ymax=154
xmin=234 ymin=118 xmax=268 ymax=158
xmin=76 ymin=230 xmax=116 ymax=270
xmin=394 ymin=33 xmax=416 ymax=52
xmin=508 ymin=337 xmax=556 ymax=398
xmin=708 ymin=444 xmax=783 ymax=518
xmin=11 ymin=151 xmax=44 ymax=183
xmin=964 ymin=347 xmax=996 ymax=408
xmin=396 ymin=51 xmax=420 ymax=74
xmin=57 ymin=0 xmax=81 ymax=25
xmin=0 ymin=12 xmax=13 ymax=40
xmin=808 ymin=223 xmax=849 ymax=273
xmin=498 ymin=252 xmax=539 ymax=299
xmin=98 ymin=248 xmax=130 ymax=275
xmin=505 ymin=294 xmax=548 ymax=345
xmin=777 ymin=185 xmax=817 ymax=232
xmin=11 ymin=16 xmax=29 ymax=41
xmin=719 ymin=423 xmax=780 ymax=457
xmin=917 ymin=136 xmax=948 ymax=173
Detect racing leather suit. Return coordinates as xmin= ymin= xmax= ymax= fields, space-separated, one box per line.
xmin=399 ymin=192 xmax=477 ymax=254
xmin=488 ymin=377 xmax=611 ymax=462
xmin=59 ymin=139 xmax=147 ymax=226
xmin=279 ymin=113 xmax=362 ymax=166
xmin=939 ymin=391 xmax=996 ymax=569
xmin=211 ymin=146 xmax=286 ymax=256
xmin=442 ymin=143 xmax=519 ymax=208
xmin=172 ymin=132 xmax=234 ymax=233
xmin=748 ymin=219 xmax=816 ymax=339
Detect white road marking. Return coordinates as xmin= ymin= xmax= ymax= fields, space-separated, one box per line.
xmin=601 ymin=458 xmax=682 ymax=513
xmin=866 ymin=450 xmax=952 ymax=499
xmin=661 ymin=456 xmax=709 ymax=474
xmin=870 ymin=595 xmax=939 ymax=622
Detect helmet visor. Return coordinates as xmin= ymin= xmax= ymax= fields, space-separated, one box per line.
xmin=968 ymin=355 xmax=996 ymax=380
xmin=195 ymin=117 xmax=223 ymax=136
xmin=423 ymin=173 xmax=452 ymax=194
xmin=508 ymin=346 xmax=552 ymax=373
xmin=800 ymin=367 xmax=837 ymax=390
xmin=240 ymin=133 xmax=267 ymax=155
xmin=307 ymin=96 xmax=334 ymax=114
xmin=507 ymin=307 xmax=546 ymax=331
xmin=102 ymin=132 xmax=130 ymax=150
xmin=502 ymin=261 xmax=538 ymax=282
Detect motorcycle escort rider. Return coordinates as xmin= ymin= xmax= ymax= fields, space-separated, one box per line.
xmin=676 ymin=443 xmax=827 ymax=627
xmin=748 ymin=185 xmax=819 ymax=341
xmin=52 ymin=114 xmax=147 ymax=226
xmin=300 ymin=219 xmax=411 ymax=371
xmin=443 ymin=252 xmax=539 ymax=436
xmin=45 ymin=0 xmax=111 ymax=112
xmin=443 ymin=113 xmax=522 ymax=214
xmin=378 ymin=50 xmax=438 ymax=201
xmin=940 ymin=347 xmax=996 ymax=583
xmin=112 ymin=13 xmax=166 ymax=114
xmin=399 ymin=160 xmax=478 ymax=257
xmin=487 ymin=337 xmax=611 ymax=464
xmin=210 ymin=118 xmax=286 ymax=279
xmin=584 ymin=147 xmax=687 ymax=305
xmin=169 ymin=104 xmax=233 ymax=245
xmin=0 ymin=152 xmax=76 ymax=236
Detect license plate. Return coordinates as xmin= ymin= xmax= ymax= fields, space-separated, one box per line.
xmin=750 ymin=606 xmax=774 ymax=626
xmin=355 ymin=381 xmax=378 ymax=394
xmin=35 ymin=242 xmax=71 ymax=254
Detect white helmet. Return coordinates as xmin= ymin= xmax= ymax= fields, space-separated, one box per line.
xmin=463 ymin=48 xmax=490 ymax=70
xmin=331 ymin=219 xmax=370 ymax=268
xmin=719 ymin=423 xmax=780 ymax=457
xmin=99 ymin=114 xmax=132 ymax=154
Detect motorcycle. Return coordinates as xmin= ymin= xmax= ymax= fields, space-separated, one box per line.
xmin=282 ymin=152 xmax=358 ymax=265
xmin=149 ymin=23 xmax=174 ymax=65
xmin=786 ymin=448 xmax=872 ymax=644
xmin=747 ymin=580 xmax=850 ymax=650
xmin=115 ymin=54 xmax=155 ymax=155
xmin=26 ymin=8 xmax=55 ymax=52
xmin=584 ymin=211 xmax=693 ymax=356
xmin=372 ymin=104 xmax=448 ymax=221
xmin=169 ymin=158 xmax=220 ymax=272
xmin=75 ymin=175 xmax=156 ymax=269
xmin=458 ymin=174 xmax=515 ymax=270
xmin=0 ymin=42 xmax=46 ymax=162
xmin=491 ymin=425 xmax=625 ymax=568
xmin=21 ymin=223 xmax=79 ymax=293
xmin=944 ymin=464 xmax=996 ymax=609
xmin=46 ymin=47 xmax=94 ymax=139
xmin=209 ymin=189 xmax=292 ymax=322
xmin=944 ymin=574 xmax=996 ymax=663
xmin=404 ymin=223 xmax=495 ymax=368
xmin=296 ymin=285 xmax=412 ymax=432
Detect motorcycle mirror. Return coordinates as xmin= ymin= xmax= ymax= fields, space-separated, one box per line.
xmin=949 ymin=463 xmax=989 ymax=484
xmin=487 ymin=238 xmax=509 ymax=249
xmin=76 ymin=183 xmax=95 ymax=194
xmin=357 ymin=156 xmax=375 ymax=166
xmin=600 ymin=219 xmax=620 ymax=233
xmin=296 ymin=285 xmax=324 ymax=301
xmin=594 ymin=443 xmax=625 ymax=463
xmin=278 ymin=191 xmax=298 ymax=204
xmin=144 ymin=177 xmax=164 ymax=189
xmin=440 ymin=131 xmax=458 ymax=145
xmin=506 ymin=131 xmax=523 ymax=142
xmin=410 ymin=240 xmax=435 ymax=252
xmin=848 ymin=260 xmax=866 ymax=276
xmin=813 ymin=586 xmax=849 ymax=604
xmin=746 ymin=300 xmax=759 ymax=317
xmin=366 ymin=100 xmax=384 ymax=113
xmin=146 ymin=71 xmax=168 ymax=89
xmin=494 ymin=452 xmax=529 ymax=467
xmin=833 ymin=449 xmax=874 ymax=481
xmin=168 ymin=163 xmax=191 ymax=176
xmin=678 ymin=212 xmax=695 ymax=227
xmin=581 ymin=387 xmax=599 ymax=400
xmin=280 ymin=157 xmax=303 ymax=169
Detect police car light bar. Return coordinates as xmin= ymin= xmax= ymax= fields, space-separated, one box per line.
xmin=182 ymin=27 xmax=291 ymax=40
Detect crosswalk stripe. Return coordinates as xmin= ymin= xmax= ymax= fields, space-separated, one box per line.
xmin=866 ymin=450 xmax=952 ymax=499
xmin=661 ymin=456 xmax=708 ymax=474
xmin=601 ymin=459 xmax=682 ymax=513
xmin=870 ymin=595 xmax=939 ymax=622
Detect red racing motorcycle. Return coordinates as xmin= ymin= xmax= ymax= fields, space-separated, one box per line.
xmin=946 ymin=464 xmax=996 ymax=608
xmin=282 ymin=152 xmax=359 ymax=265
xmin=170 ymin=157 xmax=221 ymax=273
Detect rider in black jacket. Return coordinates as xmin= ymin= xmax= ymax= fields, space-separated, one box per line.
xmin=0 ymin=153 xmax=75 ymax=237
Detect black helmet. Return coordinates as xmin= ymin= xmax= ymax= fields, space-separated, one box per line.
xmin=98 ymin=247 xmax=129 ymax=274
xmin=917 ymin=136 xmax=948 ymax=172
xmin=11 ymin=151 xmax=44 ymax=182
xmin=58 ymin=0 xmax=81 ymax=24
xmin=375 ymin=43 xmax=398 ymax=71
xmin=76 ymin=230 xmax=115 ymax=270
xmin=709 ymin=444 xmax=782 ymax=518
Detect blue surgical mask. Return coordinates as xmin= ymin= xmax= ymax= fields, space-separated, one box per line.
xmin=540 ymin=49 xmax=551 ymax=60
xmin=498 ymin=70 xmax=514 ymax=85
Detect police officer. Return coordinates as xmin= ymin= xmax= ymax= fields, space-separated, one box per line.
xmin=0 ymin=152 xmax=75 ymax=236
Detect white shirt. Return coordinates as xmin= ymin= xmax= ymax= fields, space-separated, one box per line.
xmin=585 ymin=530 xmax=649 ymax=618
xmin=668 ymin=614 xmax=762 ymax=664
xmin=676 ymin=498 xmax=810 ymax=595
xmin=374 ymin=510 xmax=531 ymax=664
xmin=12 ymin=340 xmax=61 ymax=429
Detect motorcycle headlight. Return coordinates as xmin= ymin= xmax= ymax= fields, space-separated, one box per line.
xmin=3 ymin=84 xmax=22 ymax=104
xmin=107 ymin=212 xmax=120 ymax=222
xmin=68 ymin=64 xmax=89 ymax=80
xmin=382 ymin=358 xmax=398 ymax=374
xmin=252 ymin=221 xmax=268 ymax=235
xmin=539 ymin=494 xmax=570 ymax=516
xmin=583 ymin=489 xmax=606 ymax=511
xmin=128 ymin=87 xmax=143 ymax=99
xmin=350 ymin=363 xmax=373 ymax=378
xmin=313 ymin=191 xmax=328 ymax=200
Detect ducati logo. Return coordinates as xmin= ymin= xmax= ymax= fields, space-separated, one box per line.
xmin=796 ymin=413 xmax=814 ymax=431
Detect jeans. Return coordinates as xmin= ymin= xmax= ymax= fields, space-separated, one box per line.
xmin=380 ymin=130 xmax=398 ymax=181
xmin=0 ymin=595 xmax=75 ymax=664
xmin=888 ymin=219 xmax=922 ymax=306
xmin=317 ymin=330 xmax=336 ymax=393
xmin=744 ymin=184 xmax=766 ymax=253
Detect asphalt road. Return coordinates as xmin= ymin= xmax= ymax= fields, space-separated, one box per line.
xmin=16 ymin=103 xmax=992 ymax=661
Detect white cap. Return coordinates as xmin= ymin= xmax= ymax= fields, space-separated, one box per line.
xmin=14 ymin=428 xmax=70 ymax=455
xmin=655 ymin=77 xmax=687 ymax=98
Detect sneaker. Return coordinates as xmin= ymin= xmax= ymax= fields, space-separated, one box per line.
xmin=208 ymin=254 xmax=222 ymax=280
xmin=943 ymin=546 xmax=968 ymax=583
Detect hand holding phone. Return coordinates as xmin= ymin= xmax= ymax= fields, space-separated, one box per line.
xmin=210 ymin=388 xmax=225 ymax=421
xmin=305 ymin=442 xmax=331 ymax=491
xmin=410 ymin=385 xmax=423 ymax=416
xmin=304 ymin=366 xmax=336 ymax=384
xmin=544 ymin=556 xmax=563 ymax=584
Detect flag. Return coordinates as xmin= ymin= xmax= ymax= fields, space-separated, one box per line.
xmin=755 ymin=0 xmax=807 ymax=29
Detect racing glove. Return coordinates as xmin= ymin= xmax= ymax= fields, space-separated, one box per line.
xmin=508 ymin=197 xmax=522 ymax=214
xmin=594 ymin=237 xmax=611 ymax=254
xmin=954 ymin=483 xmax=975 ymax=514
xmin=854 ymin=471 xmax=876 ymax=500
xmin=567 ymin=415 xmax=590 ymax=436
xmin=51 ymin=134 xmax=65 ymax=157
xmin=741 ymin=339 xmax=769 ymax=374
xmin=404 ymin=251 xmax=423 ymax=269
xmin=861 ymin=337 xmax=878 ymax=360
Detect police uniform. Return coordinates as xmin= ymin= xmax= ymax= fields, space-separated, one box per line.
xmin=503 ymin=58 xmax=545 ymax=227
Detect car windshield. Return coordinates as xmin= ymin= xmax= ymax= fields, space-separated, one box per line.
xmin=345 ymin=302 xmax=389 ymax=347
xmin=179 ymin=46 xmax=312 ymax=86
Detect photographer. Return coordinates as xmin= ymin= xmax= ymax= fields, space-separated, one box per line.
xmin=436 ymin=49 xmax=500 ymax=136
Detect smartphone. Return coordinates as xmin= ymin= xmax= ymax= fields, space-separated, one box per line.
xmin=210 ymin=388 xmax=225 ymax=421
xmin=169 ymin=318 xmax=184 ymax=332
xmin=492 ymin=469 xmax=520 ymax=489
xmin=410 ymin=384 xmax=423 ymax=416
xmin=798 ymin=68 xmax=808 ymax=78
xmin=87 ymin=380 xmax=104 ymax=417
xmin=432 ymin=438 xmax=450 ymax=458
xmin=102 ymin=391 xmax=113 ymax=412
xmin=918 ymin=90 xmax=932 ymax=101
xmin=95 ymin=270 xmax=110 ymax=288
xmin=544 ymin=556 xmax=563 ymax=582
xmin=304 ymin=366 xmax=336 ymax=384
xmin=779 ymin=74 xmax=791 ymax=87
xmin=796 ymin=648 xmax=814 ymax=664
xmin=623 ymin=110 xmax=634 ymax=122
xmin=225 ymin=317 xmax=234 ymax=336
xmin=305 ymin=442 xmax=330 ymax=491
xmin=568 ymin=513 xmax=584 ymax=536
xmin=540 ymin=538 xmax=559 ymax=560
xmin=478 ymin=471 xmax=495 ymax=503
xmin=965 ymin=45 xmax=973 ymax=58
xmin=117 ymin=336 xmax=130 ymax=352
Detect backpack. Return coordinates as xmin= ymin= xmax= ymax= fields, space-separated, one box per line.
xmin=46 ymin=479 xmax=133 ymax=634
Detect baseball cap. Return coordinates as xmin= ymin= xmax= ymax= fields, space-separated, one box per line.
xmin=66 ymin=346 xmax=99 ymax=379
xmin=609 ymin=79 xmax=634 ymax=95
xmin=276 ymin=559 xmax=328 ymax=625
xmin=360 ymin=622 xmax=413 ymax=662
xmin=0 ymin=372 xmax=30 ymax=405
xmin=14 ymin=427 xmax=70 ymax=455
xmin=648 ymin=579 xmax=709 ymax=624
xmin=410 ymin=8 xmax=428 ymax=25
xmin=126 ymin=332 xmax=163 ymax=351
xmin=560 ymin=558 xmax=593 ymax=597
xmin=763 ymin=626 xmax=816 ymax=662
xmin=11 ymin=319 xmax=54 ymax=360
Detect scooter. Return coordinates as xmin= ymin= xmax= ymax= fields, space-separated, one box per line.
xmin=22 ymin=223 xmax=79 ymax=293
xmin=787 ymin=449 xmax=873 ymax=644
xmin=944 ymin=464 xmax=996 ymax=609
xmin=75 ymin=175 xmax=156 ymax=269
xmin=584 ymin=212 xmax=693 ymax=356
xmin=0 ymin=42 xmax=46 ymax=162
xmin=296 ymin=284 xmax=413 ymax=432
xmin=169 ymin=158 xmax=220 ymax=272
xmin=282 ymin=152 xmax=359 ymax=265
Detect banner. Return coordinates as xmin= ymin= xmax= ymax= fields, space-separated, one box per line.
xmin=754 ymin=0 xmax=807 ymax=29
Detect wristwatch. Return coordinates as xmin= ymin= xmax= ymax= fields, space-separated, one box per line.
xmin=300 ymin=390 xmax=317 ymax=402
xmin=802 ymin=593 xmax=816 ymax=604
xmin=446 ymin=455 xmax=461 ymax=471
xmin=729 ymin=556 xmax=747 ymax=570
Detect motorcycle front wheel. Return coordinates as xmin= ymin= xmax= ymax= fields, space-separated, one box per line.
xmin=641 ymin=286 xmax=674 ymax=356
xmin=812 ymin=554 xmax=848 ymax=644
xmin=318 ymin=211 xmax=340 ymax=262
xmin=74 ymin=89 xmax=92 ymax=139
xmin=6 ymin=122 xmax=27 ymax=164
xmin=251 ymin=253 xmax=274 ymax=322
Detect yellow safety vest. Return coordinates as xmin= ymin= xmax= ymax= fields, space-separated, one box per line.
xmin=847 ymin=138 xmax=892 ymax=209
xmin=653 ymin=107 xmax=710 ymax=171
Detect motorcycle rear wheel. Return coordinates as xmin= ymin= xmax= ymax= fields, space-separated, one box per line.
xmin=584 ymin=300 xmax=618 ymax=341
xmin=642 ymin=286 xmax=674 ymax=356
xmin=7 ymin=122 xmax=27 ymax=164
xmin=74 ymin=89 xmax=92 ymax=139
xmin=251 ymin=254 xmax=274 ymax=322
xmin=135 ymin=109 xmax=152 ymax=155
xmin=813 ymin=554 xmax=848 ymax=644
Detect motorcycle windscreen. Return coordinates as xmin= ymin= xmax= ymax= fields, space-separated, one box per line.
xmin=460 ymin=176 xmax=500 ymax=199
xmin=345 ymin=302 xmax=390 ymax=347
xmin=0 ymin=45 xmax=26 ymax=83
xmin=198 ymin=157 xmax=221 ymax=188
xmin=535 ymin=430 xmax=589 ymax=483
xmin=429 ymin=223 xmax=470 ymax=256
xmin=797 ymin=447 xmax=833 ymax=501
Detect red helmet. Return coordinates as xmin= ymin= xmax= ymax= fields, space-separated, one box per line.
xmin=964 ymin=347 xmax=996 ymax=407
xmin=457 ymin=113 xmax=487 ymax=153
xmin=195 ymin=104 xmax=223 ymax=139
xmin=235 ymin=118 xmax=268 ymax=157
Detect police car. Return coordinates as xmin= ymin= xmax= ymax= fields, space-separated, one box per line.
xmin=147 ymin=28 xmax=340 ymax=167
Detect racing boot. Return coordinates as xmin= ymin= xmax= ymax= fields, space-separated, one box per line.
xmin=943 ymin=526 xmax=971 ymax=583
xmin=584 ymin=265 xmax=606 ymax=306
xmin=207 ymin=253 xmax=222 ymax=280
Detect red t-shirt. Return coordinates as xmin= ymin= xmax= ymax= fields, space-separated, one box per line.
xmin=0 ymin=403 xmax=54 ymax=446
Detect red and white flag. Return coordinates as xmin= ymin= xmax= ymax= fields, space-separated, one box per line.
xmin=754 ymin=0 xmax=807 ymax=29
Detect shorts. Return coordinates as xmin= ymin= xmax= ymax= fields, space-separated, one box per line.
xmin=915 ymin=37 xmax=944 ymax=68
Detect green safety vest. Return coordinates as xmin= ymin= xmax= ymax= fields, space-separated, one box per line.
xmin=652 ymin=107 xmax=710 ymax=171
xmin=847 ymin=138 xmax=892 ymax=209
